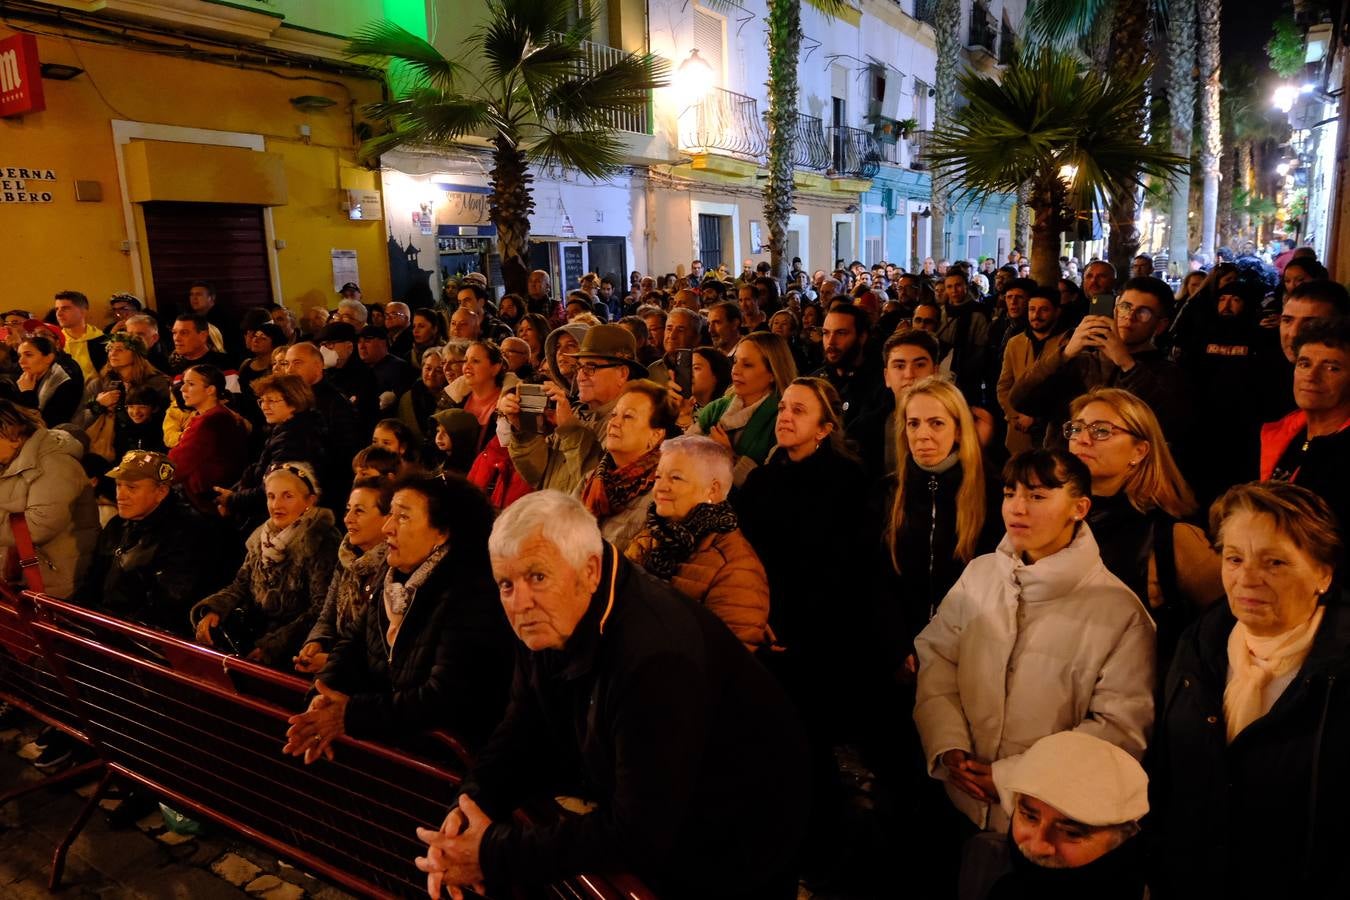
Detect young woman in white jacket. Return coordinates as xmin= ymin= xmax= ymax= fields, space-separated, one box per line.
xmin=914 ymin=448 xmax=1156 ymax=832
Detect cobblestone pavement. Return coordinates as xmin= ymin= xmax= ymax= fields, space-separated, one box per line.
xmin=0 ymin=721 xmax=356 ymax=900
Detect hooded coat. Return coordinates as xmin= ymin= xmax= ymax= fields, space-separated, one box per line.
xmin=0 ymin=427 xmax=99 ymax=599
xmin=914 ymin=524 xmax=1156 ymax=831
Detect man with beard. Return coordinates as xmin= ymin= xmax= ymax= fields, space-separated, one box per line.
xmin=959 ymin=731 xmax=1148 ymax=900
xmin=813 ymin=304 xmax=876 ymax=427
xmin=997 ymin=286 xmax=1065 ymax=455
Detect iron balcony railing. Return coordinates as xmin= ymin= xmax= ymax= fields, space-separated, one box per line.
xmin=968 ymin=2 xmax=998 ymax=53
xmin=791 ymin=112 xmax=831 ymax=171
xmin=828 ymin=125 xmax=883 ymax=179
xmin=680 ymin=87 xmax=768 ymax=161
xmin=908 ymin=129 xmax=931 ymax=171
xmin=999 ymin=19 xmax=1017 ymax=65
xmin=579 ymin=40 xmax=651 ymax=135
xmin=913 ymin=0 xmax=937 ymax=27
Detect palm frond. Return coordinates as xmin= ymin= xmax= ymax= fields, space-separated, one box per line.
xmin=929 ymin=47 xmax=1186 ymax=217
xmin=524 ymin=127 xmax=626 ymax=180
xmin=1023 ymin=0 xmax=1113 ymax=48
xmin=346 ymin=21 xmax=460 ymax=91
xmin=803 ymin=0 xmax=854 ymax=18
xmin=362 ymin=88 xmax=496 ymax=147
xmin=539 ymin=52 xmax=669 ymax=126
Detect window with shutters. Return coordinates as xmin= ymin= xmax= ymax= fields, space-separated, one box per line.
xmin=693 ymin=8 xmax=726 ymax=84
xmin=141 ymin=201 xmax=272 ymax=320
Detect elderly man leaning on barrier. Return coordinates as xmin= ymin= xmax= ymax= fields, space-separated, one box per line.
xmin=415 ymin=490 xmax=810 ymax=900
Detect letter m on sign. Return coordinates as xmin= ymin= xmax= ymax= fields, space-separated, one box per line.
xmin=0 ymin=34 xmax=45 ymax=118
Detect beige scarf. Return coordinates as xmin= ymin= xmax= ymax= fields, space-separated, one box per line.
xmin=1224 ymin=605 xmax=1324 ymax=743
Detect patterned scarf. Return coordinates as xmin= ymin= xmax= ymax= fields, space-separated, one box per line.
xmin=334 ymin=538 xmax=388 ymax=637
xmin=382 ymin=542 xmax=450 ymax=649
xmin=640 ymin=501 xmax=740 ymax=580
xmin=579 ymin=447 xmax=661 ymax=520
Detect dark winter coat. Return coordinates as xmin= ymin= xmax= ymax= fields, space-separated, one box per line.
xmin=75 ymin=492 xmax=228 ymax=636
xmin=191 ymin=507 xmax=340 ymax=667
xmin=464 ymin=545 xmax=809 ymax=899
xmin=1150 ymin=594 xmax=1350 ymax=898
xmin=226 ymin=409 xmax=327 ymax=528
xmin=317 ymin=542 xmax=514 ymax=749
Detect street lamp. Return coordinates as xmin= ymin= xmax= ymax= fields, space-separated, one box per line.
xmin=1273 ymin=85 xmax=1298 ymax=113
xmin=1059 ymin=163 xmax=1079 ymax=183
xmin=1277 ymin=161 xmax=1291 ymax=176
xmin=674 ymin=49 xmax=715 ymax=105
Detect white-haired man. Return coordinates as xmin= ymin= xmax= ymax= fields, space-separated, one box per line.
xmin=416 ymin=491 xmax=809 ymax=900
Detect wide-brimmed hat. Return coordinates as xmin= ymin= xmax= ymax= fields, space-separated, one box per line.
xmin=562 ymin=324 xmax=646 ymax=377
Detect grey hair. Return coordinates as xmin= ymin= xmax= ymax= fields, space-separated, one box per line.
xmin=336 ymin=299 xmax=369 ymax=324
xmin=668 ymin=306 xmax=700 ymax=327
xmin=386 ymin=301 xmax=410 ymax=316
xmin=489 ymin=490 xmax=602 ymax=571
xmin=442 ymin=340 xmax=470 ymax=360
xmin=660 ymin=435 xmax=734 ymax=501
xmin=422 ymin=344 xmax=446 ymax=362
xmin=125 ymin=313 xmax=159 ymax=331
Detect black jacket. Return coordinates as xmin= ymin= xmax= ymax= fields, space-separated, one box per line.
xmin=311 ymin=378 xmax=358 ymax=502
xmin=227 ymin=409 xmax=328 ymax=528
xmin=74 ymin=492 xmax=229 ymax=636
xmin=1150 ymin=594 xmax=1350 ymax=898
xmin=319 ymin=544 xmax=513 ymax=750
xmin=327 ymin=355 xmax=379 ymax=433
xmin=465 ymin=546 xmax=809 ymax=899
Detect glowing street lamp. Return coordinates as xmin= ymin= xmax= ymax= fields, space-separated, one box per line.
xmin=1277 ymin=161 xmax=1291 ymax=176
xmin=674 ymin=49 xmax=715 ymax=105
xmin=1273 ymin=84 xmax=1298 ymax=113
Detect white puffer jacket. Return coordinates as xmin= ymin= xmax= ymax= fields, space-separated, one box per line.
xmin=0 ymin=428 xmax=99 ymax=598
xmin=913 ymin=523 xmax=1156 ymax=830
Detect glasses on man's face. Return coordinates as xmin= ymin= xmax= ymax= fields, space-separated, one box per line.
xmin=576 ymin=362 xmax=623 ymax=377
xmin=1114 ymin=301 xmax=1157 ymax=323
xmin=1062 ymin=420 xmax=1135 ymax=442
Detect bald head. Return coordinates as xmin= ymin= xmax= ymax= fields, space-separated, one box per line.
xmin=285 ymin=342 xmax=326 ymax=385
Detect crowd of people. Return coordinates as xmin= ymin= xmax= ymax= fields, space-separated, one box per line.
xmin=0 ymin=243 xmax=1347 ymax=899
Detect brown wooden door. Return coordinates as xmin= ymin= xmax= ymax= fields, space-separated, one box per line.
xmin=142 ymin=201 xmax=272 ymax=321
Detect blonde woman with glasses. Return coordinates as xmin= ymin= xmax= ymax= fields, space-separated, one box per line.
xmin=1065 ymin=387 xmax=1222 ymax=667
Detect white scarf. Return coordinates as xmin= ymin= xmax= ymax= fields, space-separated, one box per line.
xmin=1224 ymin=605 xmax=1324 ymax=743
xmin=382 ymin=542 xmax=449 ymax=648
xmin=259 ymin=507 xmax=314 ymax=565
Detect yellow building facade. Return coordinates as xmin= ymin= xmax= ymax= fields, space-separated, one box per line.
xmin=0 ymin=10 xmax=389 ymax=323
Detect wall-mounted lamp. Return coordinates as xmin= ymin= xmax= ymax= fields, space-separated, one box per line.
xmin=919 ymin=205 xmax=932 ymax=218
xmin=674 ymin=49 xmax=715 ymax=105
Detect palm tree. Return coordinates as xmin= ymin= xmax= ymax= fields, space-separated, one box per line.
xmin=1166 ymin=0 xmax=1197 ymax=275
xmin=930 ymin=0 xmax=961 ymax=262
xmin=927 ymin=49 xmax=1186 ymax=287
xmin=1197 ymin=0 xmax=1222 ymax=260
xmin=347 ymin=0 xmax=666 ymax=293
xmin=763 ymin=0 xmax=850 ymax=285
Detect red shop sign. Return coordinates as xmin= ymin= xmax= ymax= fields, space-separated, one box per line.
xmin=0 ymin=34 xmax=46 ymax=118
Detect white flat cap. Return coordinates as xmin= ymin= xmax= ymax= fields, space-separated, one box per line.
xmin=997 ymin=731 xmax=1149 ymax=826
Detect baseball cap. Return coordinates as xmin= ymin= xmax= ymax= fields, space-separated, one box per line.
xmin=358 ymin=325 xmax=389 ymax=341
xmin=997 ymin=731 xmax=1149 ymax=827
xmin=339 ymin=282 xmax=361 ymax=294
xmin=107 ymin=450 xmax=176 ymax=485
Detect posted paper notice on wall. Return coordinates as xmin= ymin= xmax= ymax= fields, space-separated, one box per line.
xmin=331 ymin=250 xmax=359 ymax=293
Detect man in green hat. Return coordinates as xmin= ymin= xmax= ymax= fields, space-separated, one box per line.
xmin=499 ymin=324 xmax=646 ymax=493
xmin=75 ymin=451 xmax=226 ymax=636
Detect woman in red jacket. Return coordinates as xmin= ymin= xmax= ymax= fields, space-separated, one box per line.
xmin=169 ymin=364 xmax=250 ymax=515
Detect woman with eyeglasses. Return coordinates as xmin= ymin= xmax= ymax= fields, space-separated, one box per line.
xmin=1066 ymin=388 xmax=1221 ymax=667
xmin=192 ymin=460 xmax=340 ymax=667
xmin=216 ymin=374 xmax=327 ymax=531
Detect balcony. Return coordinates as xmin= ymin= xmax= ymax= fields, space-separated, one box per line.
xmin=828 ymin=125 xmax=883 ymax=180
xmin=790 ymin=112 xmax=831 ymax=172
xmin=580 ymin=40 xmax=651 ymax=135
xmin=679 ymin=87 xmax=768 ymax=162
xmin=999 ymin=20 xmax=1017 ymax=66
xmin=908 ymin=129 xmax=931 ymax=171
xmin=968 ymin=3 xmax=998 ymax=55
xmin=913 ymin=0 xmax=937 ymax=27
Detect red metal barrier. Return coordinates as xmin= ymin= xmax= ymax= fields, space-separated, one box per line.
xmin=0 ymin=586 xmax=655 ymax=899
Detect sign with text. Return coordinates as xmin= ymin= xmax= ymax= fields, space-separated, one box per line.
xmin=0 ymin=34 xmax=46 ymax=118
xmin=0 ymin=166 xmax=56 ymax=203
xmin=437 ymin=189 xmax=492 ymax=227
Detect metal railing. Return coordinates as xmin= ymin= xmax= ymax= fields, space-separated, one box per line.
xmin=790 ymin=112 xmax=831 ymax=171
xmin=999 ymin=19 xmax=1017 ymax=65
xmin=579 ymin=39 xmax=651 ymax=135
xmin=968 ymin=2 xmax=998 ymax=53
xmin=913 ymin=0 xmax=937 ymax=26
xmin=908 ymin=129 xmax=932 ymax=171
xmin=828 ymin=125 xmax=883 ymax=179
xmin=680 ymin=87 xmax=768 ymax=161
